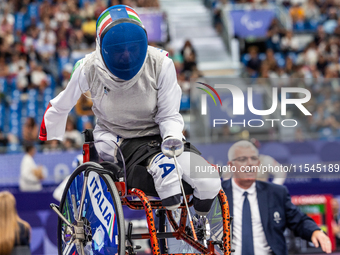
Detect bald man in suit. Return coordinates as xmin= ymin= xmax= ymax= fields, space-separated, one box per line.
xmin=222 ymin=140 xmax=332 ymax=255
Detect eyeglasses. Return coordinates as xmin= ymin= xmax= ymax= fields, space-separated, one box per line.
xmin=231 ymin=156 xmax=259 ymax=164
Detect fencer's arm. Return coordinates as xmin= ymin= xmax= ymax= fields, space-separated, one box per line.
xmin=39 ymin=59 xmax=89 ymax=141
xmin=155 ymin=57 xmax=184 ymax=141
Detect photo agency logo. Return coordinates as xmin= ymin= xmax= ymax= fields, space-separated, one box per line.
xmin=197 ymin=83 xmax=312 ymax=128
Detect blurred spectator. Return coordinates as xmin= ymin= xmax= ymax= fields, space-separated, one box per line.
xmin=54 ymin=3 xmax=70 ymax=24
xmin=263 ymin=48 xmax=278 ymax=71
xmin=42 ymin=140 xmax=63 ymax=153
xmin=0 ymin=14 xmax=14 ymax=38
xmin=250 ymin=138 xmax=286 ymax=185
xmin=323 ymin=8 xmax=338 ymax=34
xmin=331 ymin=198 xmax=340 ymax=247
xmin=63 ymin=117 xmax=82 ymax=149
xmin=9 ymin=53 xmax=25 ymax=77
xmin=56 ymin=21 xmax=71 ymax=49
xmin=305 ymin=42 xmax=318 ymax=66
xmin=246 ymin=46 xmax=262 ymax=77
xmin=75 ymin=91 xmax=94 ymax=116
xmin=266 ymin=18 xmax=284 ymax=51
xmin=0 ymin=55 xmax=9 ymax=77
xmin=317 ymin=54 xmax=329 ymax=75
xmin=83 ymin=121 xmax=94 ymax=131
xmin=81 ymin=17 xmax=96 ymax=46
xmin=0 ymin=0 xmax=171 ymax=151
xmin=281 ymin=30 xmax=299 ymax=54
xmin=0 ymin=7 xmax=14 ymax=26
xmin=36 ymin=19 xmax=57 ymax=62
xmin=19 ymin=144 xmax=46 ymax=192
xmin=166 ymin=47 xmax=183 ymax=71
xmin=181 ymin=40 xmax=196 ymax=65
xmin=22 ymin=117 xmax=39 ymax=146
xmin=290 ymin=3 xmax=305 ymax=30
xmin=61 ymin=63 xmax=73 ymax=89
xmin=94 ymin=0 xmax=107 ymax=19
xmin=0 ymin=128 xmax=9 ymax=148
xmin=30 ymin=62 xmax=49 ymax=92
xmin=269 ymin=66 xmax=289 ymax=87
xmin=63 ymin=137 xmax=78 ymax=152
xmin=0 ymin=191 xmax=31 ymax=255
xmin=303 ymin=0 xmax=321 ymax=29
xmin=182 ymin=52 xmax=197 ymax=73
xmin=80 ymin=2 xmax=96 ymax=19
xmin=314 ymin=26 xmax=327 ymax=46
xmin=211 ymin=0 xmax=227 ymax=33
xmin=53 ymin=154 xmax=83 ymax=202
xmin=259 ymin=62 xmax=270 ymax=79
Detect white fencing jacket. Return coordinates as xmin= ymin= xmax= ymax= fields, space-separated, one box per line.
xmin=39 ymin=45 xmax=184 ymax=143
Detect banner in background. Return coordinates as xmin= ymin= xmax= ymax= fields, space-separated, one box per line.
xmin=0 ymin=151 xmax=81 ymax=186
xmin=229 ymin=9 xmax=275 ymax=38
xmin=139 ymin=12 xmax=166 ymax=43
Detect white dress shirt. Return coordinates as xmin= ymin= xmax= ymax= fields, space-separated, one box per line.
xmin=231 ymin=179 xmax=272 ymax=255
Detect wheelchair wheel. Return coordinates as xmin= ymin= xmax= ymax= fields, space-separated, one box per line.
xmin=166 ymin=196 xmax=224 ymax=254
xmin=58 ymin=162 xmax=126 ymax=255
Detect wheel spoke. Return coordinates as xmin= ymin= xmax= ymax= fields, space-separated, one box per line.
xmin=72 ymin=195 xmax=79 ymax=220
xmin=78 ymin=175 xmax=88 ymax=221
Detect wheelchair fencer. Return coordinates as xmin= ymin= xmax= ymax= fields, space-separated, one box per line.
xmin=50 ymin=129 xmax=232 ymax=255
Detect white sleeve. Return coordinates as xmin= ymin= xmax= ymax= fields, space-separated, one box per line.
xmin=39 ymin=59 xmax=89 ymax=141
xmin=155 ymin=57 xmax=184 ymax=140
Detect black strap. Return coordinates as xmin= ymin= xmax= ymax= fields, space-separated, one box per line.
xmin=82 ymin=129 xmax=94 ymax=142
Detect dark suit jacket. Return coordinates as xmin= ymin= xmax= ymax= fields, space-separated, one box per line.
xmin=221 ymin=179 xmax=320 ymax=255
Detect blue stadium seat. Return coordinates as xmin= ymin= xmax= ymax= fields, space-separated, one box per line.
xmin=287 ymin=52 xmax=297 ymax=63
xmin=76 ymin=115 xmax=94 ymax=131
xmin=0 ymin=103 xmax=4 ymax=130
xmin=305 ymin=20 xmax=318 ymax=31
xmin=47 ymin=75 xmax=56 ymax=91
xmin=241 ymin=54 xmax=250 ymax=65
xmin=318 ymin=128 xmax=334 ymax=141
xmin=43 ymin=88 xmax=53 ymax=109
xmin=274 ymin=52 xmax=285 ymax=67
xmin=7 ymin=143 xmax=21 ymax=154
xmin=28 ymin=3 xmax=40 ymax=22
xmin=259 ymin=53 xmax=266 ymax=61
xmin=14 ymin=13 xmax=25 ymax=32
xmin=27 ymin=89 xmax=38 ymax=118
xmin=9 ymin=90 xmax=22 ymax=138
xmin=293 ymin=21 xmax=305 ymax=31
xmin=0 ymin=78 xmax=6 ymax=93
xmin=8 ymin=78 xmax=17 ymax=94
xmin=180 ymin=93 xmax=190 ymax=111
xmin=58 ymin=57 xmax=70 ymax=79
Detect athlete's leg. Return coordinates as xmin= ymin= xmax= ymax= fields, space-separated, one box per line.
xmin=177 ymin=152 xmax=221 ymax=215
xmin=147 ymin=153 xmax=182 ymax=209
xmin=93 ymin=125 xmax=123 ymax=162
xmin=147 ymin=151 xmax=221 ymax=213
